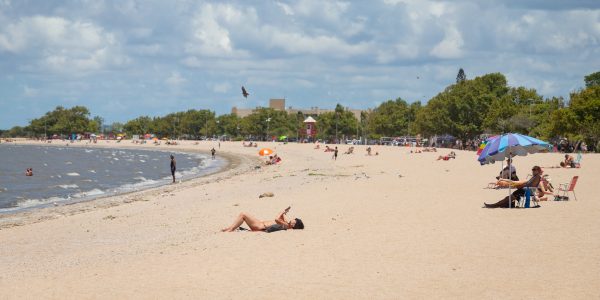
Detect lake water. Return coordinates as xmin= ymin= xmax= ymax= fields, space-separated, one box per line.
xmin=0 ymin=144 xmax=224 ymax=212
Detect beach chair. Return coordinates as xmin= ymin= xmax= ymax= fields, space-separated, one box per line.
xmin=518 ymin=187 xmax=539 ymax=208
xmin=558 ymin=176 xmax=579 ymax=201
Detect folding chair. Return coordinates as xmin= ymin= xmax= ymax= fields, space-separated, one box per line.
xmin=519 ymin=187 xmax=540 ymax=208
xmin=558 ymin=176 xmax=579 ymax=201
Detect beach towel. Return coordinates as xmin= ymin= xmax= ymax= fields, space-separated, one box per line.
xmin=264 ymin=224 xmax=287 ymax=233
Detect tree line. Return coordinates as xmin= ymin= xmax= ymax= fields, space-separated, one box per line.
xmin=2 ymin=71 xmax=598 ymax=151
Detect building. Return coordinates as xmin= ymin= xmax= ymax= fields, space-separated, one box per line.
xmin=301 ymin=116 xmax=317 ymax=140
xmin=232 ymin=98 xmax=365 ymax=120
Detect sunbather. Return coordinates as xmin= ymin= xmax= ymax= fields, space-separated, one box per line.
xmin=436 ymin=151 xmax=456 ymax=161
xmin=221 ymin=207 xmax=304 ymax=232
xmin=484 ymin=166 xmax=542 ymax=208
xmin=344 ymin=147 xmax=354 ymax=154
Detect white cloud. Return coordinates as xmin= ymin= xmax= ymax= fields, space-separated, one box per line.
xmin=185 ymin=3 xmax=251 ymax=58
xmin=212 ymin=82 xmax=231 ymax=93
xmin=23 ymin=85 xmax=37 ymax=97
xmin=430 ymin=25 xmax=464 ymax=59
xmin=0 ymin=15 xmax=128 ymax=72
xmin=276 ymin=2 xmax=294 ymax=15
xmin=166 ymin=71 xmax=186 ymax=87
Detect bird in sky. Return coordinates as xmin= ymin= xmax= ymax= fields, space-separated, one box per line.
xmin=241 ymin=86 xmax=249 ymax=98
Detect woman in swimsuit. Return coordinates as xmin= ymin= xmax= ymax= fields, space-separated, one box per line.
xmin=221 ymin=207 xmax=304 ymax=232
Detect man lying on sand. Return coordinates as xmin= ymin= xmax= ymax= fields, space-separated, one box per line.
xmin=222 ymin=207 xmax=304 ymax=232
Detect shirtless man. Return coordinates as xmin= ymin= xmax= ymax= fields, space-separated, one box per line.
xmin=222 ymin=207 xmax=304 ymax=232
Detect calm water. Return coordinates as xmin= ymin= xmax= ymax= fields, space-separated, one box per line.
xmin=0 ymin=144 xmax=224 ymax=212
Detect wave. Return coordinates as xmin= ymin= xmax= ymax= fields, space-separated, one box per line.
xmin=66 ymin=172 xmax=80 ymax=176
xmin=58 ymin=184 xmax=79 ymax=189
xmin=73 ymin=189 xmax=105 ymax=198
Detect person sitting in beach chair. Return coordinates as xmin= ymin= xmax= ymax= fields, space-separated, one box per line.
xmin=436 ymin=151 xmax=456 ymax=161
xmin=344 ymin=147 xmax=354 ymax=154
xmin=222 ymin=207 xmax=304 ymax=232
xmin=484 ymin=166 xmax=543 ymax=208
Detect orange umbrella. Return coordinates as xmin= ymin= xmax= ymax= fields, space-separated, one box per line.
xmin=258 ymin=148 xmax=274 ymax=156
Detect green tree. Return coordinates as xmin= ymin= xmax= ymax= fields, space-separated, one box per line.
xmin=569 ymin=85 xmax=600 ymax=145
xmin=368 ymin=98 xmax=411 ymax=137
xmin=240 ymin=108 xmax=294 ymax=140
xmin=456 ymin=68 xmax=466 ymax=83
xmin=316 ymin=104 xmax=358 ymax=141
xmin=216 ymin=113 xmax=241 ymax=137
xmin=584 ymin=71 xmax=600 ymax=88
xmin=124 ymin=116 xmax=152 ymax=135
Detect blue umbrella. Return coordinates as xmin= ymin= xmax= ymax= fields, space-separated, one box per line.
xmin=478 ymin=133 xmax=552 ymax=208
xmin=478 ymin=133 xmax=551 ymax=165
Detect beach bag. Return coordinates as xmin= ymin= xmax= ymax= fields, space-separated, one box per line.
xmin=265 ymin=224 xmax=286 ymax=233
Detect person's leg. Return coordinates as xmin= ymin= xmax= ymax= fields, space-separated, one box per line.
xmin=485 ymin=189 xmax=523 ymax=208
xmin=171 ymin=171 xmax=175 ymax=183
xmin=222 ymin=212 xmax=264 ymax=232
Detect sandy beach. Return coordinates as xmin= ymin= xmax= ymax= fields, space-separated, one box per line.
xmin=0 ymin=141 xmax=598 ymax=299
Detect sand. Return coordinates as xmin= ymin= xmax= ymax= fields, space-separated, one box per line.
xmin=0 ymin=140 xmax=598 ymax=299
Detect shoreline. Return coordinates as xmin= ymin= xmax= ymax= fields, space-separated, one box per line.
xmin=0 ymin=140 xmax=260 ymax=229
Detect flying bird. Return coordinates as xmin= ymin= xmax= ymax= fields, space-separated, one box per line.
xmin=241 ymin=86 xmax=249 ymax=98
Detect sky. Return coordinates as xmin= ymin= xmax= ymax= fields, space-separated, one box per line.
xmin=1 ymin=0 xmax=599 ymax=129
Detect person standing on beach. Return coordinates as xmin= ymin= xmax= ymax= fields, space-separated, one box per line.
xmin=333 ymin=147 xmax=338 ymax=160
xmin=170 ymin=155 xmax=176 ymax=183
xmin=211 ymin=147 xmax=216 ymax=159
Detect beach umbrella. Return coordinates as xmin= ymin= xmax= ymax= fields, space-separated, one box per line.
xmin=478 ymin=133 xmax=550 ymax=165
xmin=258 ymin=148 xmax=274 ymax=156
xmin=478 ymin=133 xmax=552 ymax=208
xmin=476 ymin=135 xmax=498 ymax=155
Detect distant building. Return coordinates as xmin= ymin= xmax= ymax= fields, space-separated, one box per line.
xmin=269 ymin=98 xmax=285 ymax=111
xmin=232 ymin=98 xmax=366 ymax=120
xmin=301 ymin=116 xmax=317 ymax=140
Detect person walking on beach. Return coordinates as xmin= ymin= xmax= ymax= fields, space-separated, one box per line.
xmin=170 ymin=155 xmax=176 ymax=183
xmin=211 ymin=147 xmax=216 ymax=159
xmin=333 ymin=147 xmax=338 ymax=160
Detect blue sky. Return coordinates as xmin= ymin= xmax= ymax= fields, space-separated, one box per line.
xmin=1 ymin=0 xmax=599 ymax=128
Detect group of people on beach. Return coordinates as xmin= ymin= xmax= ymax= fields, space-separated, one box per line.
xmin=484 ymin=158 xmax=568 ymax=208
xmin=265 ymin=154 xmax=282 ymax=165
